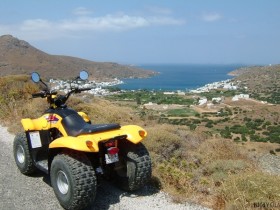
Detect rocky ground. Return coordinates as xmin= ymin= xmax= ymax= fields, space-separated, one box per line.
xmin=258 ymin=153 xmax=280 ymax=175
xmin=0 ymin=126 xmax=210 ymax=210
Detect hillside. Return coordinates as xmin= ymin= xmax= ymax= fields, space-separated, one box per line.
xmin=0 ymin=74 xmax=279 ymax=210
xmin=0 ymin=35 xmax=156 ymax=80
xmin=230 ymin=65 xmax=280 ymax=103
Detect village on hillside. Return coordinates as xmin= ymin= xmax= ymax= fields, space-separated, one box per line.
xmin=49 ymin=77 xmax=266 ymax=108
xmin=49 ymin=78 xmax=123 ymax=96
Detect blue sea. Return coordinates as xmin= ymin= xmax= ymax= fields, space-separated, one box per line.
xmin=118 ymin=64 xmax=243 ymax=91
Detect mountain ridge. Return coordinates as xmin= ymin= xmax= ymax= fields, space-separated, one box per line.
xmin=0 ymin=35 xmax=156 ymax=80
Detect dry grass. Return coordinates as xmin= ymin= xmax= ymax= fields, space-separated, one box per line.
xmin=221 ymin=172 xmax=280 ymax=210
xmin=144 ymin=124 xmax=257 ymax=207
xmin=69 ymin=97 xmax=138 ymax=125
xmin=0 ymin=75 xmax=46 ymax=132
xmin=197 ymin=138 xmax=248 ymax=161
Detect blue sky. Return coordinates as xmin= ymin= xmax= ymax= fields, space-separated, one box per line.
xmin=0 ymin=0 xmax=279 ymax=65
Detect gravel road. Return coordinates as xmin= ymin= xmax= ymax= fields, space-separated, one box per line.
xmin=0 ymin=126 xmax=210 ymax=210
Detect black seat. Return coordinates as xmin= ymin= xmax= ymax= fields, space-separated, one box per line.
xmin=62 ymin=114 xmax=120 ymax=137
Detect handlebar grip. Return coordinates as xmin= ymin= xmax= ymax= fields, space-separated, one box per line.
xmin=32 ymin=92 xmax=44 ymax=98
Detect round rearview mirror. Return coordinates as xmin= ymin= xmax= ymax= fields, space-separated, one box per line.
xmin=31 ymin=72 xmax=40 ymax=83
xmin=80 ymin=70 xmax=89 ymax=80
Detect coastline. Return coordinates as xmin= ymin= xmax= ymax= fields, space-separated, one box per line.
xmin=50 ymin=77 xmax=239 ymax=96
xmin=118 ymin=64 xmax=240 ymax=91
xmin=49 ymin=64 xmax=244 ymax=95
xmin=189 ymin=79 xmax=238 ymax=93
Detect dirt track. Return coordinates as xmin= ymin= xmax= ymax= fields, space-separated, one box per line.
xmin=0 ymin=126 xmax=210 ymax=210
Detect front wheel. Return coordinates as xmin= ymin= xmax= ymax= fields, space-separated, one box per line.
xmin=50 ymin=151 xmax=97 ymax=210
xmin=13 ymin=133 xmax=36 ymax=175
xmin=114 ymin=141 xmax=152 ymax=191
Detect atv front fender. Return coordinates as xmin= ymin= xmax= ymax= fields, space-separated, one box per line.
xmin=21 ymin=118 xmax=36 ymax=131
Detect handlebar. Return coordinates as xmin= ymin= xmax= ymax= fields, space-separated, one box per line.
xmin=55 ymin=88 xmax=91 ymax=107
xmin=31 ymin=91 xmax=57 ymax=98
xmin=31 ymin=87 xmax=91 ymax=108
xmin=31 ymin=70 xmax=91 ymax=109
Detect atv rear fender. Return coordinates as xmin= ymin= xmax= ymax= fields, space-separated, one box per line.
xmin=49 ymin=125 xmax=147 ymax=152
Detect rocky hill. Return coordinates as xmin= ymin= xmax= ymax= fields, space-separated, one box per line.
xmin=0 ymin=35 xmax=156 ymax=80
xmin=230 ymin=64 xmax=280 ymax=103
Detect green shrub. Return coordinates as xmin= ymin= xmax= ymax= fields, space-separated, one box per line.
xmin=230 ymin=125 xmax=249 ymax=134
xmin=234 ymin=136 xmax=241 ymax=142
xmin=220 ymin=127 xmax=232 ymax=139
xmin=241 ymin=133 xmax=247 ymax=142
xmin=189 ymin=124 xmax=197 ymax=131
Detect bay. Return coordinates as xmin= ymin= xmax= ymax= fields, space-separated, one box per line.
xmin=118 ymin=64 xmax=243 ymax=91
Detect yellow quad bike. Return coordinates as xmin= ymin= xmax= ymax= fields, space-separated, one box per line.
xmin=13 ymin=71 xmax=151 ymax=210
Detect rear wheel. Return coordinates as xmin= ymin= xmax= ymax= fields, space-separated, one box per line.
xmin=13 ymin=133 xmax=36 ymax=175
xmin=114 ymin=141 xmax=152 ymax=191
xmin=50 ymin=151 xmax=96 ymax=210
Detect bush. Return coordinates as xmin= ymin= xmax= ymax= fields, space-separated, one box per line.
xmin=189 ymin=124 xmax=197 ymax=131
xmin=205 ymin=121 xmax=213 ymax=128
xmin=234 ymin=136 xmax=240 ymax=142
xmin=220 ymin=127 xmax=232 ymax=139
xmin=230 ymin=125 xmax=249 ymax=134
xmin=145 ymin=124 xmax=195 ymax=162
xmin=241 ymin=134 xmax=247 ymax=142
xmin=0 ymin=75 xmax=43 ymax=131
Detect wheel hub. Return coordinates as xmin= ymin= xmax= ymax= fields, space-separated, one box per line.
xmin=17 ymin=145 xmax=25 ymax=164
xmin=57 ymin=170 xmax=69 ymax=195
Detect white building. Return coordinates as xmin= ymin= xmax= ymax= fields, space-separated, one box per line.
xmin=212 ymin=97 xmax=222 ymax=103
xmin=198 ymin=98 xmax=207 ymax=105
xmin=232 ymin=94 xmax=250 ymax=101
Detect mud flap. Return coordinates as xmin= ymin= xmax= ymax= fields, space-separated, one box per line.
xmin=26 ymin=130 xmax=51 ymax=173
